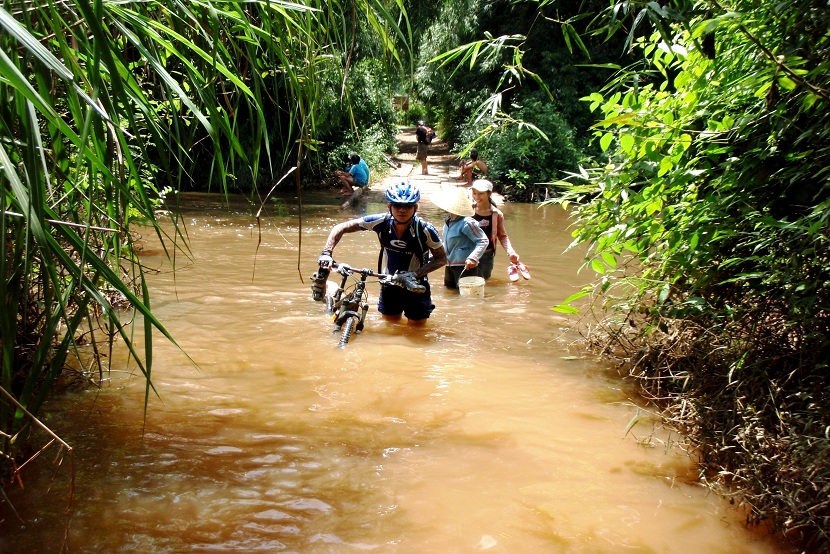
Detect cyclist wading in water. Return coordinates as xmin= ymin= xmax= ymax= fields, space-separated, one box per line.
xmin=314 ymin=181 xmax=447 ymax=325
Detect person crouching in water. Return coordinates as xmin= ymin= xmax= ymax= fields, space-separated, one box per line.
xmin=456 ymin=148 xmax=488 ymax=186
xmin=314 ymin=181 xmax=447 ymax=325
xmin=430 ymin=187 xmax=488 ymax=289
xmin=335 ymin=151 xmax=369 ymax=195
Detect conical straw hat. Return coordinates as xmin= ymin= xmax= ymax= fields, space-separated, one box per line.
xmin=431 ymin=187 xmax=474 ymax=217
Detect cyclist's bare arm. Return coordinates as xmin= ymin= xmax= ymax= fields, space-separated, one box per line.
xmin=322 ymin=219 xmax=364 ymax=254
xmin=415 ymin=246 xmax=447 ymax=279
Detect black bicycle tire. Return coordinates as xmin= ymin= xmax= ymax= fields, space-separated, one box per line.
xmin=339 ymin=315 xmax=358 ymax=346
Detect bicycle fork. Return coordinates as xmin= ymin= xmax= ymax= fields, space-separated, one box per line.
xmin=334 ymin=278 xmax=369 ymax=346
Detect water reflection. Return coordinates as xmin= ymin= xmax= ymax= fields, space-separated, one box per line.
xmin=0 ymin=192 xmax=787 ymax=553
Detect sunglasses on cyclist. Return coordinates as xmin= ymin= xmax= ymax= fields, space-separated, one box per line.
xmin=391 ymin=203 xmax=415 ymax=209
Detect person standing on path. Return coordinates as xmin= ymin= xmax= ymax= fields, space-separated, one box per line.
xmin=415 ymin=121 xmax=434 ymax=175
xmin=431 ymin=187 xmax=488 ymax=289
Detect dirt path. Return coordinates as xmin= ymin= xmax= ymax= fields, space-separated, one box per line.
xmin=394 ymin=126 xmax=456 ymax=165
xmin=346 ymin=127 xmax=463 ymax=209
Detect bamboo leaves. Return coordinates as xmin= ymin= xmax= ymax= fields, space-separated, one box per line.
xmin=2 ymin=0 xmax=410 ymax=462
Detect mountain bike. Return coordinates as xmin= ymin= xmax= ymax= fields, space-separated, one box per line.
xmin=311 ymin=262 xmax=424 ymax=346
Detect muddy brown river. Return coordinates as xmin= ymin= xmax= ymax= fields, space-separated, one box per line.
xmin=1 ymin=190 xmax=788 ymax=553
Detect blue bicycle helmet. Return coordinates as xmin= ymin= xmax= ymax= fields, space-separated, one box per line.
xmin=385 ymin=180 xmax=420 ymax=204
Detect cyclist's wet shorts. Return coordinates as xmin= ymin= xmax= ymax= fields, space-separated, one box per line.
xmin=378 ymin=281 xmax=434 ymax=320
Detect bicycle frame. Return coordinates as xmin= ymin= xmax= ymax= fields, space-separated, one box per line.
xmin=322 ymin=263 xmax=390 ymax=346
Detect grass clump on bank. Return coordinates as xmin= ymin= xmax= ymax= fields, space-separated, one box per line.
xmin=550 ymin=2 xmax=830 ymax=551
xmin=2 ymin=0 xmax=411 ymax=496
xmin=582 ymin=294 xmax=829 ymax=550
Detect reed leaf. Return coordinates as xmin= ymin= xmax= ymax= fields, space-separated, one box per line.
xmin=1 ymin=0 xmax=410 ymax=467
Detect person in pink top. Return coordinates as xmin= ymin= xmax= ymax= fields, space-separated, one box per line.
xmin=470 ymin=179 xmax=530 ymax=281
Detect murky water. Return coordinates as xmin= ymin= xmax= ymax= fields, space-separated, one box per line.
xmin=2 ymin=192 xmax=787 ymax=553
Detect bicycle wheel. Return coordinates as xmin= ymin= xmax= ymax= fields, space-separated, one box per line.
xmin=339 ymin=315 xmax=359 ymax=346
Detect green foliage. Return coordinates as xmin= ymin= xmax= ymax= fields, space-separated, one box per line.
xmin=346 ymin=59 xmax=398 ymax=133
xmin=458 ymin=95 xmax=581 ymax=199
xmin=554 ymin=1 xmax=830 ymax=547
xmin=417 ymin=1 xmax=526 ymax=136
xmin=324 ymin=121 xmax=397 ymax=184
xmin=312 ymin=57 xmax=400 ymax=182
xmin=1 ymin=0 xmax=409 ymax=480
xmin=400 ymin=101 xmax=436 ymax=126
xmin=414 ymin=0 xmax=624 ymax=198
xmin=315 ymin=58 xmax=397 ymax=143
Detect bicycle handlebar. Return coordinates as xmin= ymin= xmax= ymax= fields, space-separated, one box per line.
xmin=324 ymin=262 xmax=425 ymax=293
xmin=330 ymin=262 xmax=390 ymax=281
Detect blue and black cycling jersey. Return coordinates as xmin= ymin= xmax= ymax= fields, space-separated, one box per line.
xmin=358 ymin=213 xmax=442 ymax=276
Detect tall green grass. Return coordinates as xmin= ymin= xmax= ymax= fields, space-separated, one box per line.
xmin=1 ymin=0 xmax=409 ymax=482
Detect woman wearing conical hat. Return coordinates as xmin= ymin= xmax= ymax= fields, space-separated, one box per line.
xmin=430 ymin=187 xmax=489 ymax=290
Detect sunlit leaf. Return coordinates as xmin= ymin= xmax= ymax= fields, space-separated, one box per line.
xmin=551 ymin=304 xmax=581 ymax=314
xmin=777 ymin=76 xmax=797 ymax=91
xmin=600 ymin=132 xmax=614 ymax=152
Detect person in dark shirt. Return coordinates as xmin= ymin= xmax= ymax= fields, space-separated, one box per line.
xmin=314 ymin=181 xmax=447 ymax=324
xmin=415 ymin=121 xmax=435 ymax=175
xmin=470 ymin=179 xmax=528 ymax=282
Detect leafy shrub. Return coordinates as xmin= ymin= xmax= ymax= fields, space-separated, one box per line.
xmin=455 ymin=93 xmax=581 ymax=200
xmin=413 ymin=0 xmax=621 ymax=177
xmin=310 ymin=58 xmax=398 ymax=186
xmin=344 ymin=58 xmax=396 ymax=130
xmin=401 ymin=102 xmax=431 ymax=126
xmin=556 ymin=4 xmax=830 ymax=548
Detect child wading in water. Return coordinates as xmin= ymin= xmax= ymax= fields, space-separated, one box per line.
xmin=470 ymin=179 xmax=529 ymax=281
